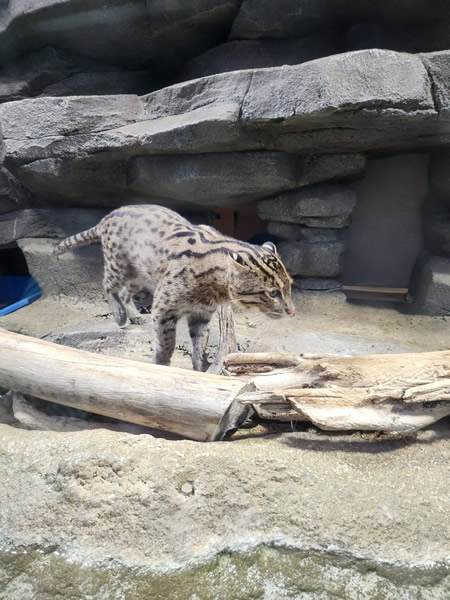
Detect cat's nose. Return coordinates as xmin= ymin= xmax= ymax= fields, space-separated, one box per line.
xmin=285 ymin=303 xmax=295 ymax=316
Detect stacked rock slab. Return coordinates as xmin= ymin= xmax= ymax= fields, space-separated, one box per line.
xmin=0 ymin=1 xmax=449 ymax=311
xmin=259 ymin=184 xmax=356 ymax=288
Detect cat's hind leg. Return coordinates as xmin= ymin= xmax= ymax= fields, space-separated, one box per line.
xmin=120 ymin=284 xmax=146 ymax=325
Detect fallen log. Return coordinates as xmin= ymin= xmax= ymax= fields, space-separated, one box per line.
xmin=225 ymin=351 xmax=450 ymax=434
xmin=0 ymin=328 xmax=252 ymax=442
xmin=1 ymin=329 xmax=449 ymax=439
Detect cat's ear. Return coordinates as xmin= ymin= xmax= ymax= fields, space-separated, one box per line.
xmin=263 ymin=241 xmax=277 ymax=254
xmin=229 ymin=251 xmax=247 ymax=268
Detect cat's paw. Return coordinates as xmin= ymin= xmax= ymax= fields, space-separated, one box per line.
xmin=130 ymin=315 xmax=147 ymax=325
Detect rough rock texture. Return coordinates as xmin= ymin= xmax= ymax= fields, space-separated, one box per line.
xmin=268 ymin=222 xmax=344 ymax=243
xmin=412 ymin=255 xmax=450 ymax=315
xmin=180 ymin=34 xmax=338 ymax=80
xmin=424 ymin=217 xmax=450 ymax=257
xmin=259 ymin=184 xmax=357 ymax=228
xmin=430 ymin=150 xmax=450 ymax=203
xmin=0 ymin=167 xmax=33 ymax=216
xmin=128 ymin=153 xmax=364 ymax=209
xmin=0 ymin=208 xmax=107 ymax=245
xmin=346 ymin=21 xmax=450 ymax=55
xmin=1 ymin=49 xmax=449 ymax=209
xmin=260 ymin=185 xmax=353 ymax=279
xmin=17 ymin=238 xmax=103 ymax=300
xmin=278 ymin=238 xmax=346 ymax=278
xmin=0 ymin=422 xmax=448 ymax=573
xmin=419 ymin=50 xmax=450 ymax=116
xmin=0 ymin=0 xmax=242 ymax=74
xmin=0 ymin=47 xmax=158 ymax=103
xmin=230 ymin=0 xmax=450 ymax=40
xmin=1 ymin=2 xmax=450 ymax=310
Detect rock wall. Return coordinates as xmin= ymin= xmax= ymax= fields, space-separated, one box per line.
xmin=0 ymin=0 xmax=449 ymax=311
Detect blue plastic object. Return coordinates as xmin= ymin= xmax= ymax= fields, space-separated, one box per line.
xmin=0 ymin=276 xmax=42 ymax=316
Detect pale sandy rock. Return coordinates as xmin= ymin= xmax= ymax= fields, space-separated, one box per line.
xmin=0 ymin=421 xmax=448 ymax=573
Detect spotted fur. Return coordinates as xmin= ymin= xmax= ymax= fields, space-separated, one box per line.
xmin=55 ymin=205 xmax=295 ymax=370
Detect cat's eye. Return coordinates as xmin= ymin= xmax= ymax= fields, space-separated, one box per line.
xmin=269 ymin=289 xmax=280 ymax=298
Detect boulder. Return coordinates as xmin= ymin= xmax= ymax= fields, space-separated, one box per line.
xmin=0 ymin=208 xmax=107 ymax=246
xmin=258 ymin=185 xmax=357 ymax=228
xmin=17 ymin=238 xmax=104 ymax=300
xmin=180 ymin=34 xmax=338 ymax=80
xmin=240 ymin=49 xmax=434 ymax=121
xmin=230 ymin=0 xmax=450 ymax=40
xmin=411 ymin=255 xmax=450 ymax=315
xmin=2 ymin=49 xmax=449 ymax=211
xmin=0 ymin=167 xmax=33 ymax=215
xmin=128 ymin=153 xmax=365 ymax=209
xmin=278 ymin=238 xmax=346 ymax=277
xmin=0 ymin=46 xmax=158 ymax=103
xmin=419 ymin=51 xmax=450 ymax=116
xmin=41 ymin=70 xmax=156 ymax=98
xmin=0 ymin=0 xmax=242 ymax=75
xmin=267 ymin=222 xmax=305 ymax=241
xmin=268 ymin=222 xmax=345 ymax=243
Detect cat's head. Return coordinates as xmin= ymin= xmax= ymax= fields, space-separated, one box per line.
xmin=229 ymin=241 xmax=295 ymax=318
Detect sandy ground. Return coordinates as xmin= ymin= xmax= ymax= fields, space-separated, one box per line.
xmin=1 ymin=291 xmax=448 ymax=360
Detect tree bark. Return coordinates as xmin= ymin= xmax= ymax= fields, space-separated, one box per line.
xmin=0 ymin=328 xmax=251 ymax=441
xmin=1 ymin=329 xmax=448 ymax=438
xmin=227 ymin=351 xmax=450 ymax=434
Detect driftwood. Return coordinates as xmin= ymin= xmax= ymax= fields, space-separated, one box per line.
xmin=206 ymin=304 xmax=238 ymax=374
xmin=9 ymin=392 xmax=155 ymax=435
xmin=0 ymin=327 xmax=449 ymax=439
xmin=0 ymin=328 xmax=251 ymax=441
xmin=225 ymin=351 xmax=450 ymax=434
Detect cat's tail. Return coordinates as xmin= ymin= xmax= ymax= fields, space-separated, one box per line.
xmin=54 ymin=225 xmax=101 ymax=255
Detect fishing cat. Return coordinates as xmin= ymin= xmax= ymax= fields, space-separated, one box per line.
xmin=55 ymin=205 xmax=295 ymax=370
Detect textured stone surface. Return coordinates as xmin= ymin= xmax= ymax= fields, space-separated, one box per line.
xmin=240 ymin=50 xmax=434 ymax=121
xmin=0 ymin=420 xmax=448 ymax=574
xmin=278 ymin=238 xmax=346 ymax=277
xmin=293 ymin=277 xmax=342 ymax=291
xmin=268 ymin=221 xmax=344 ymax=242
xmin=346 ymin=21 xmax=450 ymax=55
xmin=424 ymin=217 xmax=450 ymax=257
xmin=0 ymin=208 xmax=107 ymax=245
xmin=230 ymin=0 xmax=450 ymax=40
xmin=412 ymin=255 xmax=450 ymax=315
xmin=430 ymin=151 xmax=450 ymax=202
xmin=419 ymin=50 xmax=450 ymax=116
xmin=0 ymin=0 xmax=242 ymax=73
xmin=17 ymin=238 xmax=103 ymax=299
xmin=2 ymin=49 xmax=449 ymax=210
xmin=0 ymin=167 xmax=33 ymax=216
xmin=259 ymin=185 xmax=357 ymax=228
xmin=129 ymin=154 xmax=364 ymax=209
xmin=0 ymin=47 xmax=157 ymax=103
xmin=180 ymin=34 xmax=337 ymax=80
